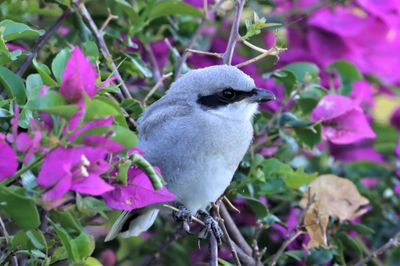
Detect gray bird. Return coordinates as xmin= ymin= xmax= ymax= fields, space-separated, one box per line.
xmin=105 ymin=65 xmax=275 ymax=242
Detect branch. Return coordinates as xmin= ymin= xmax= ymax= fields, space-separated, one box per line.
xmin=235 ymin=47 xmax=286 ymax=68
xmin=74 ymin=1 xmax=132 ymax=101
xmin=209 ymin=234 xmax=219 ymax=266
xmin=222 ymin=0 xmax=246 ymax=65
xmin=220 ymin=203 xmax=253 ymax=255
xmin=16 ymin=8 xmax=72 ymax=77
xmin=268 ymin=230 xmax=304 ymax=266
xmin=186 ymin=49 xmax=223 ymax=58
xmin=142 ymin=72 xmax=173 ymax=106
xmin=99 ymin=8 xmax=119 ymax=33
xmin=268 ymin=192 xmax=316 ymax=266
xmin=175 ymin=0 xmax=226 ymax=77
xmin=213 ymin=203 xmax=241 ymax=266
xmin=353 ymin=231 xmax=400 ymax=266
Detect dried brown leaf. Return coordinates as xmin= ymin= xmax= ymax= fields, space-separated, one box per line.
xmin=300 ymin=174 xmax=370 ymax=248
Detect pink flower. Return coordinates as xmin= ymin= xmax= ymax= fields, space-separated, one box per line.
xmin=390 ymin=107 xmax=400 ymax=132
xmin=396 ymin=140 xmax=400 ymax=177
xmin=103 ymin=167 xmax=176 ymax=211
xmin=37 ymin=147 xmax=114 ymax=204
xmin=0 ymin=133 xmax=18 ymax=181
xmin=15 ymin=131 xmax=42 ymax=164
xmin=60 ymin=46 xmax=97 ymax=103
xmin=311 ymin=94 xmax=376 ymax=144
xmin=360 ymin=177 xmax=380 ymax=188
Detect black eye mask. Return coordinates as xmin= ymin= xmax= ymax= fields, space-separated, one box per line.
xmin=197 ymin=88 xmax=256 ymax=108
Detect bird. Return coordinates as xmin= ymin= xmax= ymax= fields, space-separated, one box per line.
xmin=105 ymin=65 xmax=275 ymax=242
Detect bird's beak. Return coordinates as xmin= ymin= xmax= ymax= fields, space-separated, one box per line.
xmin=249 ymin=88 xmax=276 ymax=103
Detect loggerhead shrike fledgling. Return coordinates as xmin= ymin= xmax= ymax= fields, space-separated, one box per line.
xmin=105 ymin=65 xmax=275 ymax=242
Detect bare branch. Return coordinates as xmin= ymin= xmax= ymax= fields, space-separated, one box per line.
xmin=99 ymin=8 xmax=119 ymax=33
xmin=222 ymin=0 xmax=246 ymax=65
xmin=268 ymin=230 xmax=304 ymax=266
xmin=235 ymin=47 xmax=286 ymax=68
xmin=209 ymin=234 xmax=219 ymax=266
xmin=175 ymin=0 xmax=226 ymax=77
xmin=353 ymin=231 xmax=400 ymax=266
xmin=74 ymin=1 xmax=132 ymax=101
xmin=16 ymin=8 xmax=72 ymax=77
xmin=143 ymin=72 xmax=173 ymax=106
xmin=163 ymin=204 xmax=205 ymax=226
xmin=186 ymin=49 xmax=223 ymax=58
xmin=220 ymin=203 xmax=253 ymax=255
xmin=213 ymin=202 xmax=241 ymax=266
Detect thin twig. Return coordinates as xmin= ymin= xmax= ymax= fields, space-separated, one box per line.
xmin=268 ymin=230 xmax=304 ymax=266
xmin=175 ymin=0 xmax=225 ymax=77
xmin=222 ymin=0 xmax=245 ymax=65
xmin=268 ymin=192 xmax=316 ymax=266
xmin=213 ymin=203 xmax=241 ymax=266
xmin=0 ymin=216 xmax=18 ymax=266
xmin=16 ymin=8 xmax=72 ymax=76
xmin=74 ymin=1 xmax=132 ymax=101
xmin=143 ymin=72 xmax=173 ymax=106
xmin=231 ymin=241 xmax=257 ymax=266
xmin=353 ymin=231 xmax=400 ymax=266
xmin=186 ymin=49 xmax=223 ymax=58
xmin=235 ymin=47 xmax=286 ymax=68
xmin=99 ymin=8 xmax=119 ymax=32
xmin=220 ymin=203 xmax=253 ymax=255
xmin=209 ymin=234 xmax=219 ymax=266
xmin=222 ymin=196 xmax=240 ymax=213
xmin=240 ymin=38 xmax=268 ymax=53
xmin=144 ymin=43 xmax=162 ymax=83
xmin=163 ymin=204 xmax=205 ymax=226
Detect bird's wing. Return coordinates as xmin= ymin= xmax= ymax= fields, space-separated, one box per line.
xmin=138 ymin=97 xmax=193 ymax=140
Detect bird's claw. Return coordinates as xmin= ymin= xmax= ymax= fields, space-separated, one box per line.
xmin=172 ymin=204 xmax=193 ymax=234
xmin=198 ymin=211 xmax=223 ymax=245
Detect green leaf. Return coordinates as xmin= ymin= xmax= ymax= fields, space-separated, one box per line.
xmin=284 ymin=62 xmax=319 ymax=81
xmin=241 ymin=196 xmax=268 ymax=219
xmin=284 ymin=250 xmax=306 ymax=262
xmin=0 ymin=186 xmax=40 ymax=229
xmin=49 ymin=219 xmax=80 ymax=262
xmin=125 ymin=54 xmax=152 ymax=78
xmin=26 ymin=91 xmax=78 ymax=119
xmin=90 ymin=96 xmax=128 ymax=127
xmin=307 ymin=248 xmax=334 ymax=265
xmin=339 ymin=223 xmax=374 ymax=235
xmin=51 ymin=48 xmax=71 ymax=84
xmin=278 ymin=112 xmax=313 ymax=127
xmin=335 ymin=232 xmax=363 ymax=258
xmin=74 ymin=125 xmax=138 ymax=149
xmin=0 ymin=66 xmax=27 ymax=105
xmin=259 ymin=176 xmax=287 ymax=195
xmin=84 ymin=97 xmax=121 ymax=122
xmin=33 ymin=58 xmax=58 ymax=87
xmin=50 ymin=210 xmax=82 ymax=233
xmin=262 ymin=158 xmax=317 ymax=189
xmin=148 ymin=0 xmax=203 ymax=20
xmin=11 ymin=230 xmax=46 ymax=251
xmin=327 ymin=60 xmax=362 ymax=96
xmin=243 ymin=13 xmax=280 ymax=40
xmin=297 ymin=98 xmax=319 ymax=115
xmin=85 ymin=257 xmax=103 ymax=266
xmin=0 ymin=19 xmax=44 ymax=41
xmin=83 ymin=41 xmax=99 ymax=59
xmin=272 ymin=70 xmax=296 ymax=97
xmin=294 ymin=123 xmax=322 ymax=147
xmin=25 ymin=73 xmax=43 ymax=100
xmin=71 ymin=232 xmax=95 ymax=260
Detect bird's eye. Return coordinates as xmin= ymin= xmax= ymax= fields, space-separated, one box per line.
xmin=222 ymin=89 xmax=236 ymax=99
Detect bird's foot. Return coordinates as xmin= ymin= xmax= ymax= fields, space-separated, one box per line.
xmin=197 ymin=210 xmax=223 ymax=245
xmin=172 ymin=204 xmax=193 ymax=234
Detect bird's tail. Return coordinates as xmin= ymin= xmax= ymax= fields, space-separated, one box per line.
xmin=104 ymin=207 xmax=159 ymax=242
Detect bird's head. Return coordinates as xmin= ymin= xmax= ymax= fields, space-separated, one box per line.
xmin=167 ymin=65 xmax=275 ymax=121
